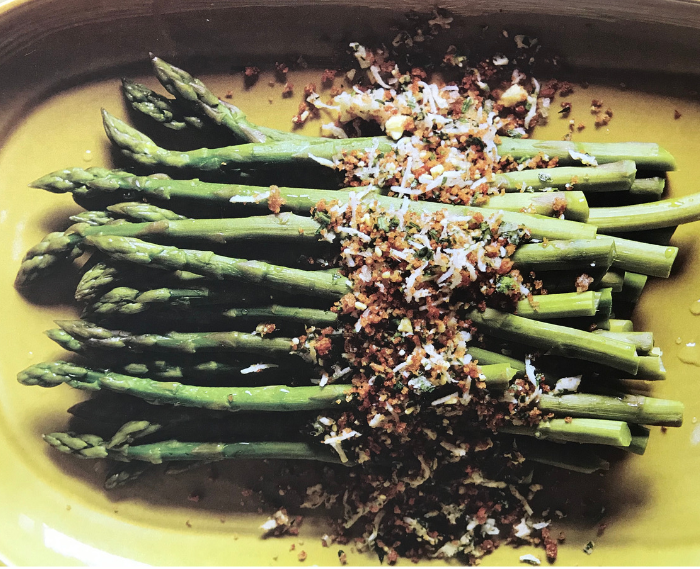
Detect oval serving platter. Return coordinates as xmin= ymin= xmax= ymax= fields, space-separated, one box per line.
xmin=0 ymin=0 xmax=699 ymax=565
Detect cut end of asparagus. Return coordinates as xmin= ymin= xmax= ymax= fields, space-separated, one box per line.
xmin=628 ymin=426 xmax=650 ymax=455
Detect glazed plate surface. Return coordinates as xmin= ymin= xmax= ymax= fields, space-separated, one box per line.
xmin=0 ymin=1 xmax=699 ymax=565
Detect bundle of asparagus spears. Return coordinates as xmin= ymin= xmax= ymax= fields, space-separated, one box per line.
xmin=13 ymin=42 xmax=697 ymax=562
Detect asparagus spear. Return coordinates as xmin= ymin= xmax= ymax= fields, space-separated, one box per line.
xmin=102 ymin=109 xmax=386 ymax=171
xmin=102 ymin=109 xmax=676 ymax=176
xmin=538 ymin=393 xmax=682 ymax=426
xmin=46 ymin=431 xmax=348 ymax=465
xmin=491 ymin=161 xmax=636 ymax=193
xmin=19 ymin=361 xmax=352 ymax=410
xmin=16 ymin=213 xmax=323 ymax=288
xmin=150 ymin=57 xmax=314 ymax=144
xmin=122 ymin=78 xmax=205 ymax=131
xmin=602 ymin=234 xmax=677 ymax=278
xmin=513 ymin=438 xmax=609 ymax=473
xmin=18 ymin=210 xmax=599 ymax=291
xmin=465 ymin=307 xmax=640 ymax=374
xmin=19 ymin=361 xmax=516 ymax=406
xmin=85 ymin=235 xmax=352 ymax=300
xmin=53 ymin=320 xmax=304 ymax=359
xmin=45 ymin=328 xmax=86 ymax=353
xmin=82 ymin=235 xmax=620 ymax=304
xmin=75 ymin=260 xmax=207 ymax=303
xmin=628 ymin=425 xmax=650 ymax=455
xmin=497 ymin=138 xmax=676 ymax=171
xmin=599 ymin=270 xmax=625 ymax=292
xmin=500 ymin=418 xmax=632 ymax=447
xmin=15 ymin=202 xmax=192 ymax=287
xmin=588 ymin=193 xmax=700 ymax=232
xmin=88 ymin=286 xmax=600 ymax=323
xmin=14 ymin=232 xmax=85 ymax=287
xmin=83 ymin=281 xmax=324 ymax=316
xmin=597 ymin=319 xmax=634 ymax=332
xmin=147 ymin=57 xmax=676 ymax=172
xmin=69 ymin=210 xmax=115 ymax=226
xmin=629 ymin=177 xmax=665 ymax=198
xmin=591 ymin=331 xmax=654 ymax=355
xmin=615 ymin=272 xmax=648 ymax=304
xmin=596 ymin=288 xmax=613 ymax=318
xmin=106 ymin=202 xmax=189 ymax=223
xmin=32 ymin=167 xmax=598 ymax=241
xmin=71 ymin=203 xmax=187 ymax=225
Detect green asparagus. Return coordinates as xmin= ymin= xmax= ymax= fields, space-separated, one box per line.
xmin=102 ymin=107 xmax=676 ymax=173
xmin=538 ymin=393 xmax=682 ymax=426
xmin=588 ymin=193 xmax=700 ymax=232
xmin=465 ymin=307 xmax=640 ymax=374
xmin=31 ymin=167 xmax=597 ymax=241
xmin=122 ymin=78 xmax=205 ymax=131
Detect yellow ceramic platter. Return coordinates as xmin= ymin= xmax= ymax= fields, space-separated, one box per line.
xmin=0 ymin=0 xmax=699 ymax=565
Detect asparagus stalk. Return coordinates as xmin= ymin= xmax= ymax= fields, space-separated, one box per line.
xmin=513 ymin=291 xmax=599 ymax=320
xmin=32 ymin=167 xmax=597 ymax=241
xmin=592 ymin=331 xmax=654 ymax=355
xmin=492 ymin=160 xmax=635 ymax=193
xmin=69 ymin=210 xmax=115 ymax=226
xmin=599 ymin=270 xmax=625 ymax=293
xmin=19 ymin=361 xmax=352 ymax=410
xmin=19 ymin=361 xmax=517 ymax=407
xmin=82 ymin=235 xmax=619 ymax=303
xmin=84 ymin=235 xmax=352 ymax=300
xmin=146 ymin=57 xmax=677 ymax=172
xmin=71 ymin=203 xmax=188 ymax=226
xmin=103 ymin=106 xmax=676 ymax=173
xmin=466 ymin=347 xmax=526 ymax=372
xmin=509 ymin=238 xmax=615 ymax=272
xmin=485 ymin=191 xmax=589 ymax=222
xmin=83 ymin=283 xmax=317 ymax=317
xmin=150 ymin=56 xmax=313 ymax=144
xmin=102 ymin=109 xmax=387 ymax=171
xmin=465 ymin=307 xmax=640 ymax=374
xmin=14 ymin=231 xmax=85 ymax=287
xmin=604 ymin=234 xmax=677 ymax=278
xmin=45 ymin=430 xmax=347 ymax=465
xmin=596 ymin=288 xmax=613 ymax=318
xmin=75 ymin=261 xmax=206 ymax=303
xmin=122 ymin=78 xmax=205 ymax=131
xmin=106 ymin=202 xmax=189 ymax=223
xmin=588 ymin=193 xmax=700 ymax=232
xmin=18 ymin=210 xmax=603 ymax=291
xmin=500 ymin=418 xmax=632 ymax=447
xmin=628 ymin=425 xmax=650 ymax=455
xmin=45 ymin=328 xmax=86 ymax=353
xmin=538 ymin=393 xmax=682 ymax=426
xmin=88 ymin=287 xmax=599 ymax=323
xmin=101 ymin=109 xmax=676 ymax=179
xmin=615 ymin=272 xmax=648 ymax=304
xmin=599 ymin=319 xmax=634 ymax=332
xmin=497 ymin=138 xmax=676 ymax=171
xmin=629 ymin=177 xmax=665 ymax=197
xmin=514 ymin=438 xmax=609 ymax=473
xmin=53 ymin=320 xmax=303 ymax=359
xmin=16 ymin=213 xmax=325 ymax=288
xmin=635 ymin=356 xmax=666 ymax=381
